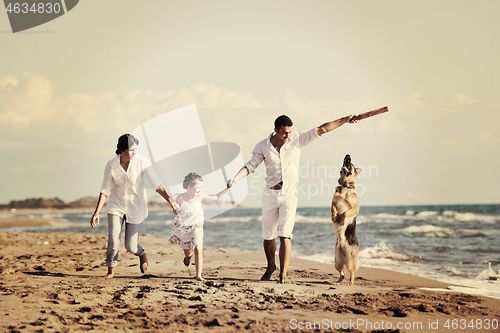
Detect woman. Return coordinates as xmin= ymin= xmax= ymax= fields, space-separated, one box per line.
xmin=90 ymin=134 xmax=177 ymax=278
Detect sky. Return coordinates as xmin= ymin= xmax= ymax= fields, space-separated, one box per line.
xmin=1 ymin=1 xmax=499 ymax=207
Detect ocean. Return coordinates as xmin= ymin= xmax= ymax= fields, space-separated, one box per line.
xmin=3 ymin=204 xmax=500 ymax=299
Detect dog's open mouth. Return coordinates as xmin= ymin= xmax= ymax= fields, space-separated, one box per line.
xmin=341 ymin=154 xmax=352 ymax=177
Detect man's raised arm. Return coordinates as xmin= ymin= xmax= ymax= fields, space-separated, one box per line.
xmin=316 ymin=114 xmax=358 ymax=136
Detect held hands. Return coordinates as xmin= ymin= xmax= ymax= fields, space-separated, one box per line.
xmin=348 ymin=114 xmax=359 ymax=124
xmin=227 ymin=177 xmax=236 ymax=188
xmin=172 ymin=203 xmax=180 ymax=215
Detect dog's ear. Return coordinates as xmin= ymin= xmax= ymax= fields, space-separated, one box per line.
xmin=355 ymin=168 xmax=362 ymax=176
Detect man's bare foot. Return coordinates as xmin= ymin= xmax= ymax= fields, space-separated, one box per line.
xmin=183 ymin=254 xmax=193 ymax=267
xmin=196 ymin=276 xmax=206 ymax=281
xmin=140 ymin=253 xmax=148 ymax=273
xmin=104 ymin=267 xmax=115 ymax=279
xmin=278 ymin=273 xmax=289 ymax=284
xmin=260 ymin=264 xmax=276 ymax=281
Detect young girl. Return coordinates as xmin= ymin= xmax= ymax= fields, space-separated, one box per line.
xmin=169 ymin=172 xmax=229 ymax=281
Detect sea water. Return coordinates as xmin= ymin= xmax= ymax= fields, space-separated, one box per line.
xmin=3 ymin=204 xmax=499 ymax=299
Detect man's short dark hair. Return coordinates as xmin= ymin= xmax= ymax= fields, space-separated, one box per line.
xmin=274 ymin=115 xmax=293 ymax=130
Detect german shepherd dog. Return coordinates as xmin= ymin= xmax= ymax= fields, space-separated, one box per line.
xmin=331 ymin=155 xmax=361 ymax=286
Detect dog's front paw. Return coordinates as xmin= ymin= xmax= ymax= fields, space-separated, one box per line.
xmin=331 ymin=204 xmax=338 ymax=223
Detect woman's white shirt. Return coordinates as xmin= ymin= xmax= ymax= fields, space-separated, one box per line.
xmin=100 ymin=154 xmax=162 ymax=224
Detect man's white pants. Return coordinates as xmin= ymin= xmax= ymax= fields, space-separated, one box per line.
xmin=261 ymin=189 xmax=298 ymax=240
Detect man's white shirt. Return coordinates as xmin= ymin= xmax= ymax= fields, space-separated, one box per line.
xmin=244 ymin=127 xmax=321 ymax=196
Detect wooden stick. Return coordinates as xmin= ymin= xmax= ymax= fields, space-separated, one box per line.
xmin=353 ymin=106 xmax=388 ymax=121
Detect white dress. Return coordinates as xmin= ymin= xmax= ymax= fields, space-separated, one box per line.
xmin=169 ymin=194 xmax=204 ymax=249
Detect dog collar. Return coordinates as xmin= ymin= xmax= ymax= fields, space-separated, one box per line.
xmin=341 ymin=184 xmax=355 ymax=189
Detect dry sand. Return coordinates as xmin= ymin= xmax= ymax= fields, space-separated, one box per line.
xmin=1 ymin=217 xmax=499 ymax=333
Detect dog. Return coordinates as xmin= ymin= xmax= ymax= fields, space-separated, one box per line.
xmin=331 ymin=154 xmax=361 ymax=286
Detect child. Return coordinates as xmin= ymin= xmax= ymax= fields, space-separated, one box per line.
xmin=169 ymin=172 xmax=229 ymax=281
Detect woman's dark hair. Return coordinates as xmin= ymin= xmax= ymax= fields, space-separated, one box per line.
xmin=115 ymin=134 xmax=139 ymax=155
xmin=274 ymin=115 xmax=293 ymax=130
xmin=182 ymin=172 xmax=203 ymax=189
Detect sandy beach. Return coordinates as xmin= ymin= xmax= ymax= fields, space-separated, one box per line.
xmin=1 ymin=217 xmax=499 ymax=333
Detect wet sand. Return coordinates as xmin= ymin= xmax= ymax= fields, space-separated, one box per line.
xmin=0 ymin=220 xmax=499 ymax=332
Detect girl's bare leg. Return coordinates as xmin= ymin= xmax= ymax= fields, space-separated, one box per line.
xmin=183 ymin=248 xmax=193 ymax=266
xmin=194 ymin=247 xmax=205 ymax=281
xmin=104 ymin=267 xmax=115 ymax=279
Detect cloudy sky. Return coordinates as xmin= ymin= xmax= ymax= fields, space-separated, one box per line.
xmin=1 ymin=1 xmax=499 ymax=207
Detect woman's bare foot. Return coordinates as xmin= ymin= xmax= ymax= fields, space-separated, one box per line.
xmin=260 ymin=264 xmax=276 ymax=281
xmin=140 ymin=253 xmax=148 ymax=273
xmin=104 ymin=267 xmax=115 ymax=279
xmin=196 ymin=276 xmax=206 ymax=281
xmin=278 ymin=273 xmax=289 ymax=284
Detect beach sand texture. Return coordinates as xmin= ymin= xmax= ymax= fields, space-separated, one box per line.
xmin=1 ymin=217 xmax=499 ymax=332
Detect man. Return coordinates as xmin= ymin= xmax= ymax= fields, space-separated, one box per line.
xmin=227 ymin=114 xmax=358 ymax=283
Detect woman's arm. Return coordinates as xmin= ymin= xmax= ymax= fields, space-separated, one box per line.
xmin=156 ymin=186 xmax=178 ymax=214
xmin=90 ymin=193 xmax=108 ymax=228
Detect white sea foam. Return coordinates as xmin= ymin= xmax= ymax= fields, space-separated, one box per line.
xmin=359 ymin=240 xmax=424 ymax=263
xmin=420 ymin=287 xmax=500 ymax=300
xmin=436 ymin=265 xmax=470 ymax=278
xmin=416 ymin=211 xmax=440 ymax=217
xmin=446 ymin=286 xmax=500 ymax=299
xmin=372 ymin=213 xmax=403 ymax=220
xmin=420 ymin=270 xmax=500 ymax=299
xmin=292 ymin=250 xmax=333 ymax=264
xmin=294 ymin=252 xmax=500 ymax=299
xmin=398 ymin=225 xmax=454 ymax=237
xmin=443 ymin=211 xmax=499 ymax=223
xmin=359 ymin=210 xmax=500 ymax=224
xmin=293 ymin=241 xmax=500 ymax=300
